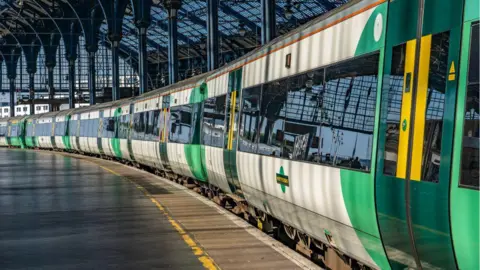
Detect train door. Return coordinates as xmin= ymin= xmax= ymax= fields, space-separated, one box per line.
xmin=159 ymin=95 xmax=172 ymax=171
xmin=376 ymin=0 xmax=463 ymax=268
xmin=98 ymin=110 xmax=105 ymax=155
xmin=450 ymin=3 xmax=479 ymax=269
xmin=224 ymin=68 xmax=243 ymax=196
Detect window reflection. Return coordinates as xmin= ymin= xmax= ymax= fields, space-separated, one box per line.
xmin=258 ymin=82 xmax=287 ymax=157
xmin=460 ymin=22 xmax=479 ymax=189
xmin=169 ymin=104 xmax=194 ymax=144
xmin=239 ymin=86 xmax=261 ymax=153
xmin=321 ymin=54 xmax=378 ymax=171
xmin=237 ymin=53 xmax=379 ymax=172
xmin=202 ymin=95 xmax=227 ymax=148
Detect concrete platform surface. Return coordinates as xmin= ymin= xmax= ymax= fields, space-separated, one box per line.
xmin=0 ymin=148 xmax=320 ymax=270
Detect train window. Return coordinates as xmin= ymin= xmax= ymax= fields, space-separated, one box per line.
xmin=239 ymin=86 xmax=261 ymax=153
xmin=202 ymin=95 xmax=227 ymax=148
xmin=118 ymin=115 xmax=130 ymax=139
xmin=415 ymin=32 xmax=450 ymax=182
xmin=257 ymin=82 xmax=287 ymax=157
xmin=0 ymin=126 xmax=6 ymax=137
xmin=383 ymin=44 xmax=407 ymax=175
xmin=46 ymin=122 xmax=53 ymax=136
xmin=169 ymin=104 xmax=194 ymax=144
xmin=79 ymin=120 xmax=85 ymax=137
xmin=322 ymin=53 xmax=378 ymax=171
xmin=145 ymin=111 xmax=154 ymax=140
xmin=460 ymin=22 xmax=479 ymax=189
xmin=26 ymin=123 xmax=33 ymax=137
xmin=55 ymin=122 xmax=65 ymax=136
xmin=70 ymin=119 xmax=77 ymax=136
xmin=282 ymin=69 xmax=324 ymax=161
xmin=94 ymin=119 xmax=100 ymax=137
xmin=151 ymin=110 xmax=161 ymax=140
xmin=133 ymin=113 xmax=145 ymax=140
xmin=86 ymin=120 xmax=92 ymax=137
xmin=10 ymin=125 xmax=17 ymax=136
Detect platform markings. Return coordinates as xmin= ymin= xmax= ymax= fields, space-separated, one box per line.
xmin=124 ymin=166 xmax=323 ymax=270
xmin=63 ymin=155 xmax=218 ymax=270
xmin=58 ymin=152 xmax=321 ymax=270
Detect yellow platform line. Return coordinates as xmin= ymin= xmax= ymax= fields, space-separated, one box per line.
xmin=63 ymin=154 xmax=219 ymax=270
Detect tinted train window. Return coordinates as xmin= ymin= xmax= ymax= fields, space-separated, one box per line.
xmin=460 ymin=22 xmax=479 ymax=189
xmin=202 ymin=95 xmax=227 ymax=148
xmin=133 ymin=112 xmax=146 ymax=140
xmin=70 ymin=120 xmax=77 ymax=136
xmin=239 ymin=86 xmax=261 ymax=153
xmin=383 ymin=33 xmax=450 ymax=181
xmin=417 ymin=32 xmax=449 ymax=182
xmin=26 ymin=123 xmax=33 ymax=137
xmin=118 ymin=114 xmax=130 ymax=139
xmin=10 ymin=125 xmax=18 ymax=136
xmin=169 ymin=104 xmax=194 ymax=144
xmin=151 ymin=110 xmax=161 ymax=140
xmin=44 ymin=123 xmax=52 ymax=136
xmin=0 ymin=125 xmax=6 ymax=137
xmin=383 ymin=44 xmax=406 ymax=175
xmin=322 ymin=53 xmax=378 ymax=171
xmin=283 ymin=69 xmax=324 ymax=161
xmin=257 ymin=82 xmax=287 ymax=157
xmin=55 ymin=122 xmax=66 ymax=136
xmin=102 ymin=118 xmax=115 ymax=138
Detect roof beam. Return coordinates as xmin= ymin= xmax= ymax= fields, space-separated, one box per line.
xmin=218 ymin=3 xmax=258 ymax=31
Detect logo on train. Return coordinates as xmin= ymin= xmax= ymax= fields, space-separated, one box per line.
xmin=276 ymin=166 xmax=289 ymax=193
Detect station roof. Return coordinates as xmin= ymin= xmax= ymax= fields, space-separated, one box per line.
xmin=0 ymin=0 xmax=349 ymax=68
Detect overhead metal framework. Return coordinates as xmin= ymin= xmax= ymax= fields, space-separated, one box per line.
xmin=0 ymin=0 xmax=349 ymax=116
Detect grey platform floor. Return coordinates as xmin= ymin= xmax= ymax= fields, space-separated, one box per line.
xmin=0 ymin=148 xmax=202 ymax=269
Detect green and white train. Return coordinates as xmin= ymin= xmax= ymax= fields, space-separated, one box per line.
xmin=0 ymin=0 xmax=478 ymax=268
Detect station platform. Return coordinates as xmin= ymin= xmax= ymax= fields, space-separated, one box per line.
xmin=0 ymin=148 xmax=320 ymax=270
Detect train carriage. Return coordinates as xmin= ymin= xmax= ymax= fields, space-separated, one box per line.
xmin=2 ymin=0 xmax=478 ymax=269
xmin=6 ymin=116 xmax=27 ymax=148
xmin=0 ymin=120 xmax=8 ymax=147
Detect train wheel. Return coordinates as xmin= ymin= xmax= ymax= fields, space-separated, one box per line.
xmin=283 ymin=224 xmax=297 ymax=240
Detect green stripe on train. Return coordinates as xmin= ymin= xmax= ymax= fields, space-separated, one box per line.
xmin=112 ymin=108 xmax=123 ymax=158
xmin=184 ymin=83 xmax=208 ymax=182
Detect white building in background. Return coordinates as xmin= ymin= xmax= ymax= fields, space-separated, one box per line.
xmin=0 ymin=103 xmax=90 ymax=118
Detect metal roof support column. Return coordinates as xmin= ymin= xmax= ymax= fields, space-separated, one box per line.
xmin=68 ymin=59 xmax=76 ymax=109
xmin=261 ymin=0 xmax=276 ymax=44
xmin=1 ymin=45 xmax=22 ymax=117
xmin=42 ymin=33 xmax=61 ymax=111
xmin=87 ymin=51 xmax=96 ymax=105
xmin=62 ymin=22 xmax=80 ymax=109
xmin=164 ymin=0 xmax=182 ymax=85
xmin=25 ymin=40 xmax=41 ymax=115
xmin=28 ymin=73 xmax=35 ymax=114
xmin=47 ymin=67 xmax=54 ymax=107
xmin=138 ymin=28 xmax=148 ymax=95
xmin=111 ymin=41 xmax=120 ymax=101
xmin=85 ymin=7 xmax=103 ymax=106
xmin=103 ymin=0 xmax=130 ymax=101
xmin=133 ymin=0 xmax=153 ymax=95
xmin=9 ymin=78 xmax=15 ymax=117
xmin=0 ymin=60 xmax=2 ymax=94
xmin=168 ymin=13 xmax=178 ymax=84
xmin=207 ymin=0 xmax=219 ymax=71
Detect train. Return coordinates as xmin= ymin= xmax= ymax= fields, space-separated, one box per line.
xmin=0 ymin=0 xmax=478 ymax=269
